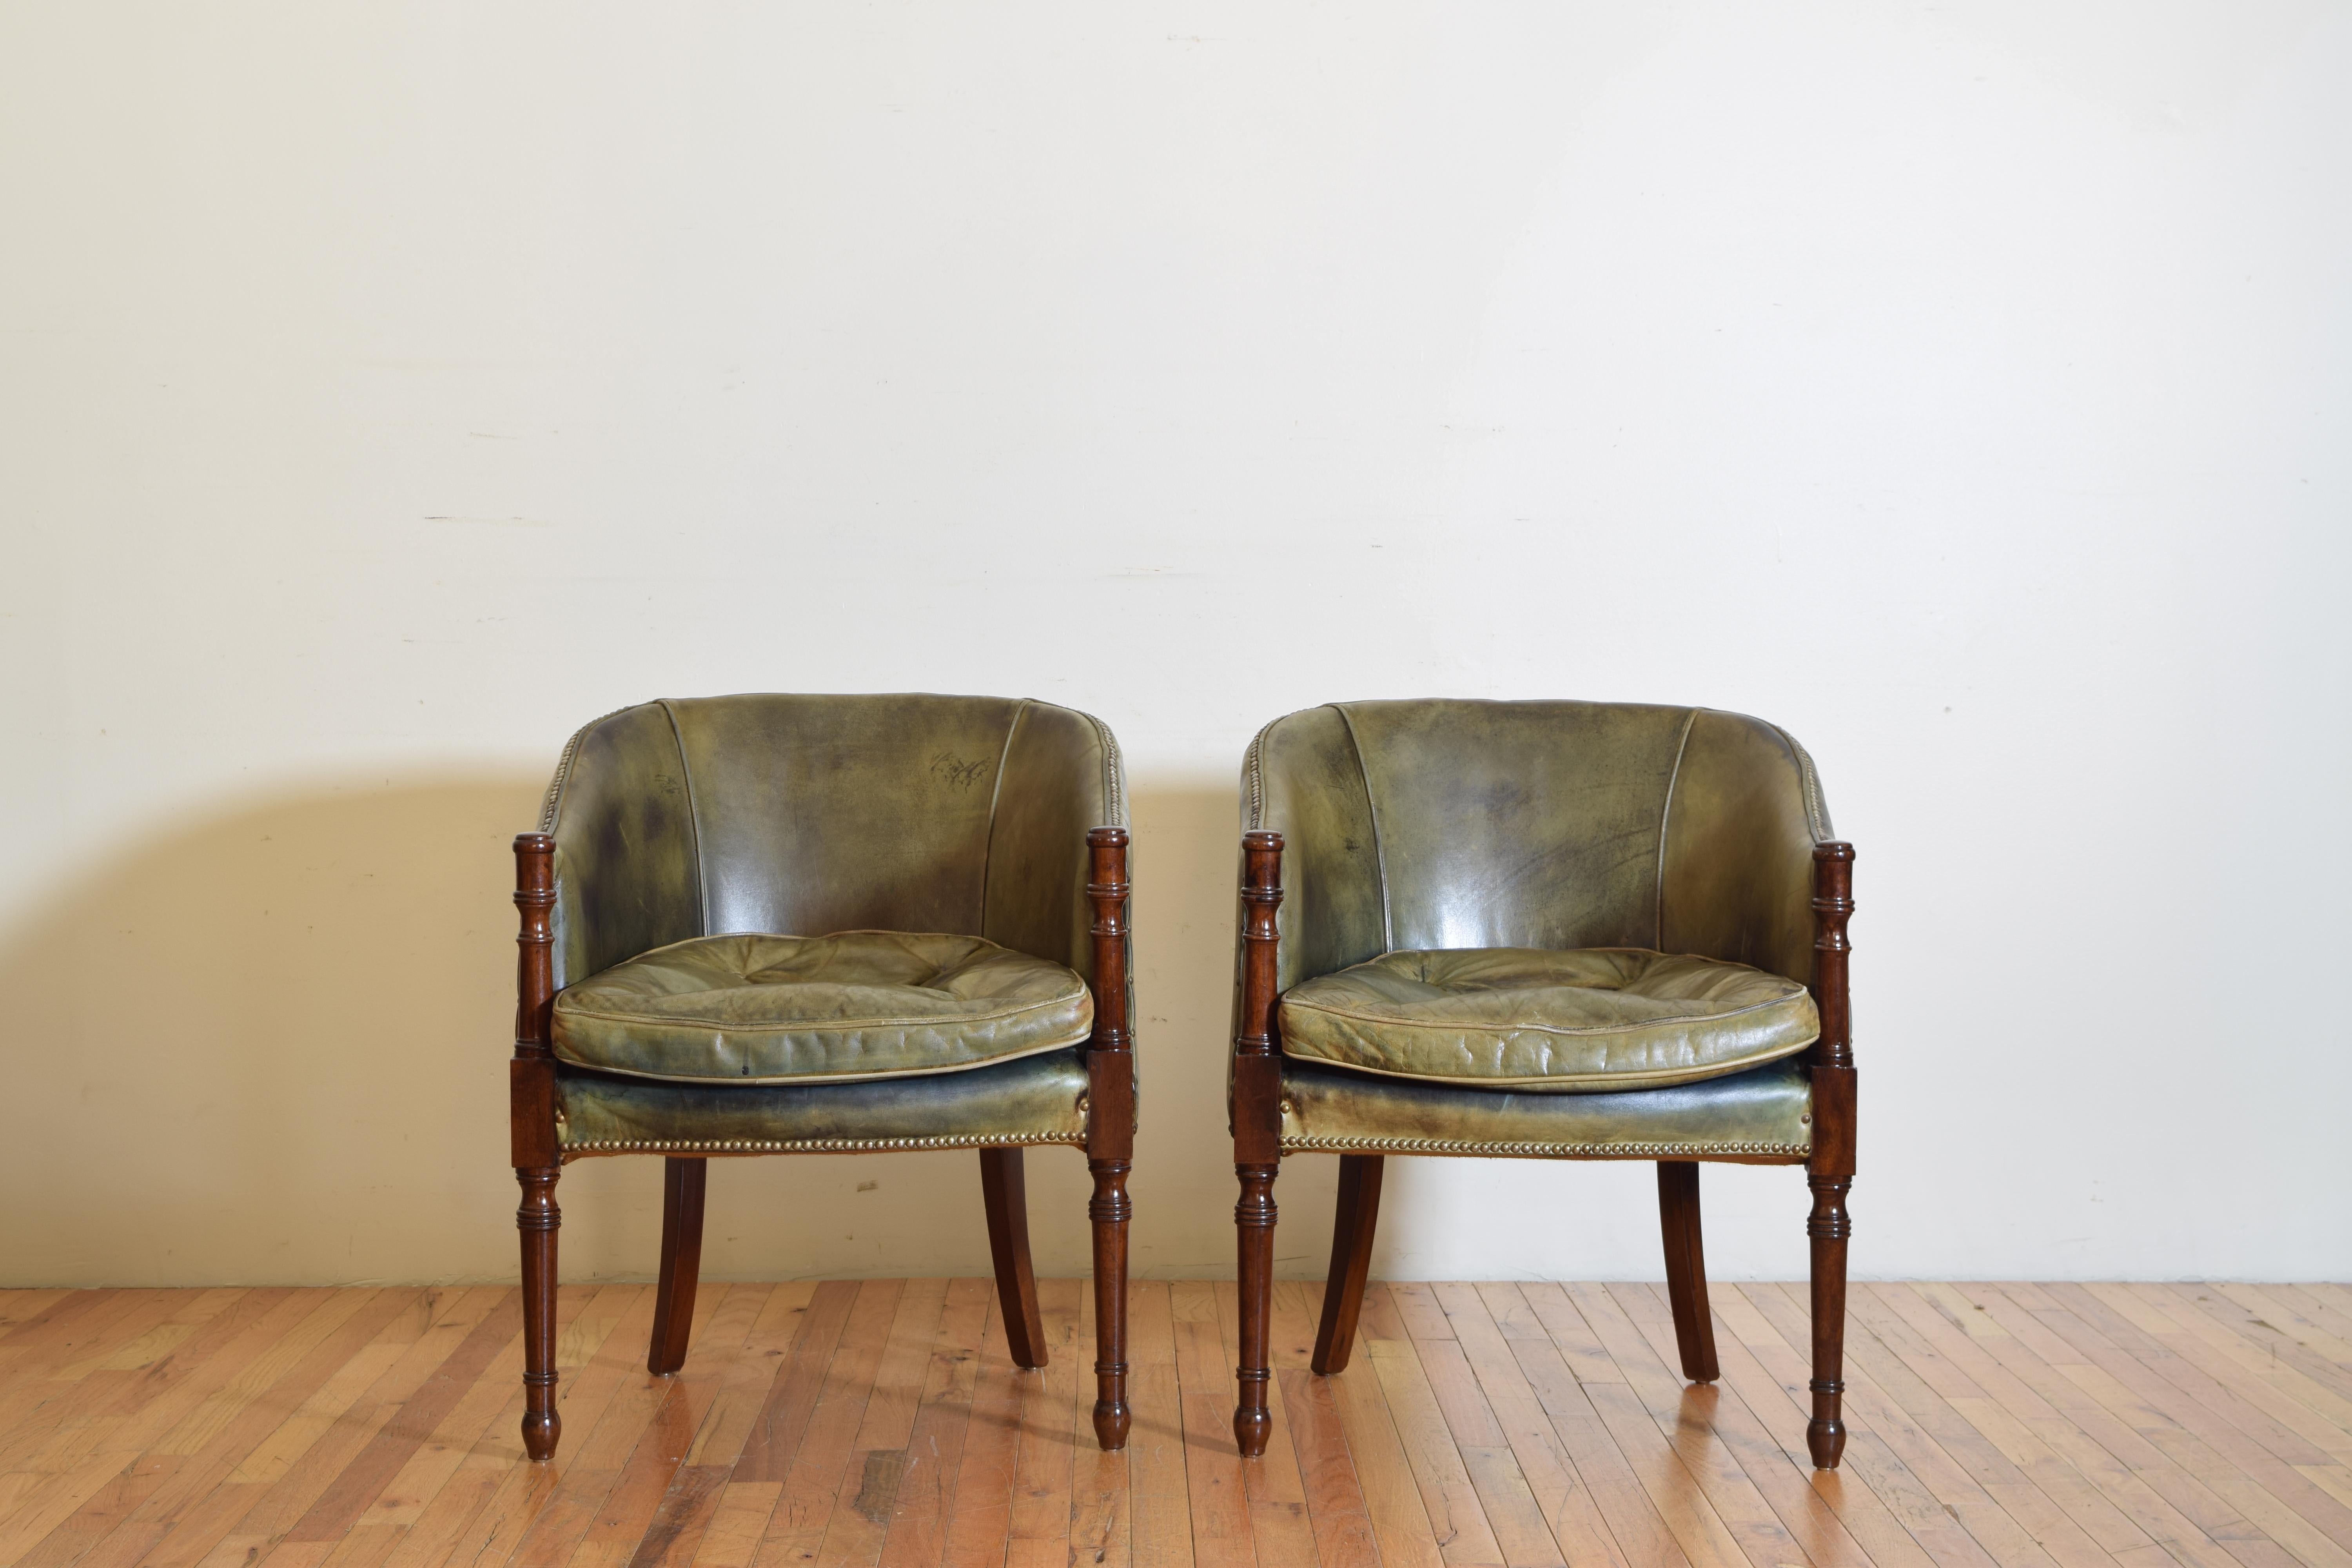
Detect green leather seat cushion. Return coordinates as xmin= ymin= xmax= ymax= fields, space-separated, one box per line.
xmin=552 ymin=931 xmax=1093 ymax=1085
xmin=1279 ymin=947 xmax=1817 ymax=1092
xmin=555 ymin=1048 xmax=1095 ymax=1158
xmin=1279 ymin=1056 xmax=1813 ymax=1159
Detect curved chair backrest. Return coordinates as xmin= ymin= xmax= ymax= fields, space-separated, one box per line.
xmin=1244 ymin=699 xmax=1832 ymax=991
xmin=542 ymin=694 xmax=1125 ymax=989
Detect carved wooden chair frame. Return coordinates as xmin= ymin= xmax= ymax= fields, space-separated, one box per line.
xmin=1228 ymin=831 xmax=1858 ymax=1468
xmin=507 ymin=827 xmax=1137 ymax=1460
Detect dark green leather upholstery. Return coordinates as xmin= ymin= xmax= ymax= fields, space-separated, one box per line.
xmin=1279 ymin=947 xmax=1816 ymax=1091
xmin=1241 ymin=699 xmax=1831 ymax=1150
xmin=552 ymin=932 xmax=1092 ymax=1084
xmin=542 ymin=694 xmax=1126 ymax=1158
xmin=1278 ymin=1057 xmax=1812 ymax=1161
xmin=555 ymin=1048 xmax=1091 ymax=1156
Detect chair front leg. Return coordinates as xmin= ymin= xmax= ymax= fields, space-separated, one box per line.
xmin=1230 ymin=829 xmax=1285 ymax=1459
xmin=1085 ymin=827 xmax=1135 ymax=1450
xmin=1088 ymin=1151 xmax=1132 ymax=1448
xmin=1233 ymin=1160 xmax=1279 ymax=1456
xmin=648 ymin=1156 xmax=707 ymax=1375
xmin=1806 ymin=1167 xmax=1852 ymax=1468
xmin=1807 ymin=840 xmax=1858 ymax=1470
xmin=512 ymin=832 xmax=562 ymax=1462
xmin=516 ymin=1166 xmax=561 ymax=1459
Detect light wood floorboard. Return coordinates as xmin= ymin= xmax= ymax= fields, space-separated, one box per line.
xmin=0 ymin=1282 xmax=2343 ymax=1568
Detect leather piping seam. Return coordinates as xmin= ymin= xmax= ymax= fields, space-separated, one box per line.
xmin=657 ymin=698 xmax=710 ymax=932
xmin=537 ymin=702 xmax=638 ymax=833
xmin=1655 ymin=708 xmax=1700 ymax=948
xmin=561 ymin=1130 xmax=1086 ymax=1160
xmin=1279 ymin=1135 xmax=1809 ymax=1158
xmin=1333 ymin=703 xmax=1392 ymax=949
xmin=557 ymin=996 xmax=1092 ymax=1033
xmin=1077 ymin=706 xmax=1126 ymax=826
xmin=977 ymin=699 xmax=1026 ymax=942
xmin=1241 ymin=718 xmax=1278 ymax=830
xmin=1767 ymin=722 xmax=1833 ymax=842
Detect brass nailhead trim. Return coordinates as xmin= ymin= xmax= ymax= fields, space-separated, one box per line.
xmin=561 ymin=1131 xmax=1085 ymax=1160
xmin=1280 ymin=1135 xmax=1810 ymax=1158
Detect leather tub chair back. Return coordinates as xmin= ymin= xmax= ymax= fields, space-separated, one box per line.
xmin=539 ymin=693 xmax=1125 ymax=988
xmin=1244 ymin=699 xmax=1831 ymax=992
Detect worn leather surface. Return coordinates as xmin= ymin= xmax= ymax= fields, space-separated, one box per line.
xmin=541 ymin=702 xmax=705 ymax=990
xmin=555 ymin=1047 xmax=1091 ymax=1158
xmin=1280 ymin=947 xmax=1817 ymax=1092
xmin=541 ymin=695 xmax=1127 ymax=994
xmin=985 ymin=701 xmax=1129 ymax=1005
xmin=1279 ymin=1055 xmax=1812 ymax=1160
xmin=552 ymin=932 xmax=1093 ymax=1084
xmin=1659 ymin=708 xmax=1832 ymax=989
xmin=1243 ymin=700 xmax=1831 ymax=994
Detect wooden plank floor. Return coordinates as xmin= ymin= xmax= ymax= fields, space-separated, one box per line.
xmin=0 ymin=1280 xmax=2347 ymax=1568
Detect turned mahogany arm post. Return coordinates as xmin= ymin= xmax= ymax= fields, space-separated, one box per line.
xmin=1805 ymin=841 xmax=1857 ymax=1469
xmin=1084 ymin=827 xmax=1135 ymax=1450
xmin=1231 ymin=830 xmax=1284 ymax=1458
xmin=511 ymin=832 xmax=562 ymax=1461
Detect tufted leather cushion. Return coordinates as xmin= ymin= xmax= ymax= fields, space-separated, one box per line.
xmin=552 ymin=931 xmax=1093 ymax=1085
xmin=1279 ymin=947 xmax=1817 ymax=1092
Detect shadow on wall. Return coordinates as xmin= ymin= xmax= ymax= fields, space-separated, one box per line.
xmin=0 ymin=775 xmax=1343 ymax=1288
xmin=0 ymin=778 xmax=548 ymax=1286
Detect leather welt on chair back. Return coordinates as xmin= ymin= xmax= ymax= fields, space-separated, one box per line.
xmin=540 ymin=693 xmax=1124 ymax=989
xmin=1242 ymin=699 xmax=1832 ymax=989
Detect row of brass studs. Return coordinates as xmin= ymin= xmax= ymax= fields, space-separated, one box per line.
xmin=1279 ymin=1135 xmax=1810 ymax=1158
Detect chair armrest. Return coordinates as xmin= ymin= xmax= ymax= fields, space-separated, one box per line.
xmin=538 ymin=702 xmax=704 ymax=990
xmin=1657 ymin=709 xmax=1838 ymax=987
xmin=1240 ymin=707 xmax=1388 ymax=997
xmin=981 ymin=701 xmax=1127 ymax=998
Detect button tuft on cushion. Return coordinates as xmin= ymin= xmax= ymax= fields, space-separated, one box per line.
xmin=1278 ymin=947 xmax=1817 ymax=1093
xmin=552 ymin=931 xmax=1093 ymax=1085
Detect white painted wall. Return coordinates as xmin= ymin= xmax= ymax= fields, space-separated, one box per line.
xmin=3 ymin=1 xmax=2346 ymax=1289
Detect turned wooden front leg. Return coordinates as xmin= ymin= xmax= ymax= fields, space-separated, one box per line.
xmin=516 ymin=1166 xmax=562 ymax=1460
xmin=1232 ymin=1161 xmax=1279 ymax=1456
xmin=1085 ymin=827 xmax=1136 ymax=1450
xmin=1806 ymin=1167 xmax=1853 ymax=1468
xmin=1230 ymin=830 xmax=1284 ymax=1459
xmin=1807 ymin=841 xmax=1858 ymax=1470
xmin=1088 ymin=1155 xmax=1132 ymax=1448
xmin=512 ymin=833 xmax=562 ymax=1461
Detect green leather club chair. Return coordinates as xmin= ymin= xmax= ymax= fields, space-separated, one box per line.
xmin=1227 ymin=699 xmax=1858 ymax=1468
xmin=508 ymin=694 xmax=1136 ymax=1461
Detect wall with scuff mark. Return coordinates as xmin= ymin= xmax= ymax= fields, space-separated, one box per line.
xmin=2 ymin=0 xmax=2346 ymax=1285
